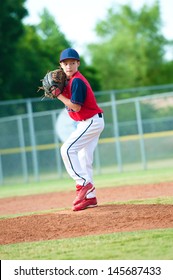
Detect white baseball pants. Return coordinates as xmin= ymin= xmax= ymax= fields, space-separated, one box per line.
xmin=60 ymin=113 xmax=104 ymax=192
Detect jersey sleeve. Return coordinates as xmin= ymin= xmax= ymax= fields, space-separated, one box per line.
xmin=71 ymin=78 xmax=87 ymax=105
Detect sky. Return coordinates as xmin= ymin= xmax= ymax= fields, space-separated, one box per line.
xmin=23 ymin=0 xmax=173 ymax=56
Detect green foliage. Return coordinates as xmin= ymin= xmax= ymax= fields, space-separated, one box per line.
xmin=0 ymin=6 xmax=101 ymax=100
xmin=1 ymin=1 xmax=173 ymax=101
xmin=0 ymin=0 xmax=28 ymax=99
xmin=36 ymin=9 xmax=70 ymax=67
xmin=13 ymin=9 xmax=71 ymax=99
xmin=79 ymin=58 xmax=101 ymax=91
xmin=88 ymin=1 xmax=173 ymax=91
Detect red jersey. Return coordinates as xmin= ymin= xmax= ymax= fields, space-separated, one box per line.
xmin=61 ymin=71 xmax=103 ymax=121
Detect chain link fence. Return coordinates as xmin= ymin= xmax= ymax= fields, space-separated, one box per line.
xmin=0 ymin=85 xmax=173 ymax=185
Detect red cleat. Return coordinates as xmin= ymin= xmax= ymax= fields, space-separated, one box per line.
xmin=72 ymin=197 xmax=97 ymax=211
xmin=73 ymin=183 xmax=95 ymax=205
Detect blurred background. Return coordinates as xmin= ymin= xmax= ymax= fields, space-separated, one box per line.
xmin=0 ymin=0 xmax=173 ymax=185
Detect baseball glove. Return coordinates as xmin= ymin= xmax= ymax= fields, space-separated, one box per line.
xmin=38 ymin=68 xmax=66 ymax=100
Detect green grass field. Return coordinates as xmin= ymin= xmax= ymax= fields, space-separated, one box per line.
xmin=0 ymin=167 xmax=173 ymax=198
xmin=1 ymin=228 xmax=173 ymax=260
xmin=0 ymin=168 xmax=173 ymax=260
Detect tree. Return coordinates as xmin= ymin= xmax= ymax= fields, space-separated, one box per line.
xmin=9 ymin=9 xmax=71 ymax=99
xmin=3 ymin=8 xmax=101 ymax=100
xmin=88 ymin=1 xmax=173 ymax=92
xmin=32 ymin=9 xmax=101 ymax=93
xmin=0 ymin=0 xmax=28 ymax=99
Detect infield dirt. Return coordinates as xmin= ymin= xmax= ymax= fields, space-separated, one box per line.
xmin=0 ymin=182 xmax=173 ymax=245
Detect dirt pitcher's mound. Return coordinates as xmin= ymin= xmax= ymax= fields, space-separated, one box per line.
xmin=1 ymin=182 xmax=173 ymax=215
xmin=0 ymin=182 xmax=173 ymax=245
xmin=1 ymin=204 xmax=173 ymax=245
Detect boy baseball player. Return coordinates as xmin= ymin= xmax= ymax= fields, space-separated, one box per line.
xmin=54 ymin=48 xmax=104 ymax=211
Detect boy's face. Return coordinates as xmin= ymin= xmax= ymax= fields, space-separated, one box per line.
xmin=60 ymin=59 xmax=80 ymax=78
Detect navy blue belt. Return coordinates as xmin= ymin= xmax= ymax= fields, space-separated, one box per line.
xmin=83 ymin=113 xmax=103 ymax=121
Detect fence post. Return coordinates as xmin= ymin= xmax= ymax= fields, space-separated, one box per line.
xmin=94 ymin=145 xmax=101 ymax=175
xmin=52 ymin=111 xmax=63 ymax=178
xmin=110 ymin=91 xmax=123 ymax=172
xmin=0 ymin=155 xmax=3 ymax=185
xmin=26 ymin=99 xmax=39 ymax=181
xmin=17 ymin=116 xmax=28 ymax=183
xmin=135 ymin=99 xmax=147 ymax=170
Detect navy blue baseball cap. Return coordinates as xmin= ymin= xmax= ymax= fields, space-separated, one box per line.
xmin=60 ymin=48 xmax=80 ymax=62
